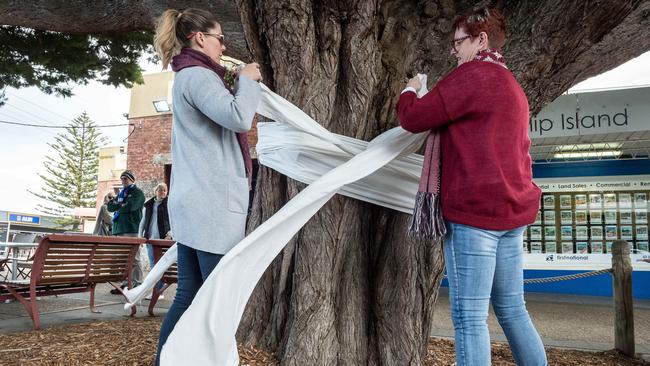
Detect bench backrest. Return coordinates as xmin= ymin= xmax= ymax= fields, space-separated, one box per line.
xmin=30 ymin=234 xmax=145 ymax=286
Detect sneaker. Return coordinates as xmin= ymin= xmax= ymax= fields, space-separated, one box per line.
xmin=110 ymin=283 xmax=127 ymax=295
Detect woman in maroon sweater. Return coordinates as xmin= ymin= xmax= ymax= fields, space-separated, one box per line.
xmin=397 ymin=8 xmax=547 ymax=366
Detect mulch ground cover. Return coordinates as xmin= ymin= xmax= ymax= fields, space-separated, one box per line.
xmin=0 ymin=317 xmax=647 ymax=365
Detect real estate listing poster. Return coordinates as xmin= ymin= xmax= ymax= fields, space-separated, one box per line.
xmin=620 ymin=210 xmax=632 ymax=224
xmin=560 ymin=195 xmax=572 ymax=209
xmin=591 ymin=242 xmax=604 ymax=254
xmin=575 ymin=194 xmax=588 ymax=209
xmin=544 ymin=210 xmax=556 ymax=225
xmin=619 ymin=193 xmax=632 ymax=208
xmin=576 ymin=242 xmax=589 ymax=254
xmin=545 ymin=241 xmax=557 ymax=253
xmin=591 ymin=226 xmax=604 ymax=240
xmin=604 ymin=193 xmax=617 ymax=208
xmin=544 ymin=226 xmax=557 ymax=240
xmin=576 ymin=226 xmax=589 ymax=240
xmin=638 ymin=242 xmax=649 ymax=252
xmin=636 ymin=225 xmax=648 ymax=240
xmin=590 ymin=210 xmax=603 ymax=224
xmin=543 ymin=195 xmax=555 ymax=209
xmin=605 ymin=225 xmax=618 ymax=240
xmin=530 ymin=242 xmax=542 ymax=253
xmin=530 ymin=226 xmax=542 ymax=240
xmin=562 ymin=242 xmax=574 ymax=254
xmin=621 ymin=226 xmax=633 ymax=240
xmin=576 ymin=210 xmax=588 ymax=224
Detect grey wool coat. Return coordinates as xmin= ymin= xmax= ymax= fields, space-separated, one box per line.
xmin=168 ymin=67 xmax=260 ymax=254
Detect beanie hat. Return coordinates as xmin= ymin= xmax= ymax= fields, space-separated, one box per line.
xmin=120 ymin=170 xmax=135 ymax=182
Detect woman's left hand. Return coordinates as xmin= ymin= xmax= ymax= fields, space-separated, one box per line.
xmin=406 ymin=76 xmax=422 ymax=92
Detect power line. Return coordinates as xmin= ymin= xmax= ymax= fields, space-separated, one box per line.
xmin=6 ymin=91 xmax=76 ymax=123
xmin=0 ymin=111 xmax=58 ymax=137
xmin=1 ymin=103 xmax=64 ymax=127
xmin=3 ymin=90 xmax=131 ymax=126
xmin=0 ymin=119 xmax=133 ymax=128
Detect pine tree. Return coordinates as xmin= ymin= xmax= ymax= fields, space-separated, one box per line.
xmin=29 ymin=112 xmax=107 ymax=229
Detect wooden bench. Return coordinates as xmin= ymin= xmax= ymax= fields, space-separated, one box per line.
xmin=146 ymin=239 xmax=177 ymax=316
xmin=0 ymin=234 xmax=146 ymax=329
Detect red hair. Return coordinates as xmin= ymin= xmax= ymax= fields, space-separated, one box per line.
xmin=452 ymin=8 xmax=507 ymax=50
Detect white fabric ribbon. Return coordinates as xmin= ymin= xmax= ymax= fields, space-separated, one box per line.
xmin=125 ymin=76 xmax=429 ymax=365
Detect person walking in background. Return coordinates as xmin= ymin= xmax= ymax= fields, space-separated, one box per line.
xmin=397 ymin=7 xmax=547 ymax=366
xmin=93 ymin=192 xmax=115 ymax=236
xmin=152 ymin=7 xmax=261 ymax=365
xmin=139 ymin=182 xmax=172 ymax=299
xmin=107 ymin=170 xmax=146 ymax=293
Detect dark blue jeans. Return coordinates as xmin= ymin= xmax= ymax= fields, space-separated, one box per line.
xmin=155 ymin=243 xmax=223 ymax=365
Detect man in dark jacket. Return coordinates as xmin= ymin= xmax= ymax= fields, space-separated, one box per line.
xmin=107 ymin=170 xmax=145 ymax=292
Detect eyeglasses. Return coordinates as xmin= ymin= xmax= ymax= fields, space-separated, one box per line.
xmin=204 ymin=33 xmax=225 ymax=45
xmin=450 ymin=35 xmax=471 ymax=52
xmin=185 ymin=32 xmax=225 ymax=45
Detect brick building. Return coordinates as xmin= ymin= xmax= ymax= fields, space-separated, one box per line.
xmin=95 ymin=145 xmax=127 ymax=211
xmin=125 ymin=71 xmax=258 ymax=198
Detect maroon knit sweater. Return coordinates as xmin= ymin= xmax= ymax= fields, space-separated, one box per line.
xmin=397 ymin=60 xmax=541 ymax=230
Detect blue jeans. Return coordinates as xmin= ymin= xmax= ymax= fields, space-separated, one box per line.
xmin=444 ymin=222 xmax=547 ymax=366
xmin=155 ymin=243 xmax=223 ymax=366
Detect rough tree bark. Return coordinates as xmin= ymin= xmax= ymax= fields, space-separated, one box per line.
xmin=2 ymin=1 xmax=650 ymax=365
xmin=235 ymin=1 xmax=650 ymax=365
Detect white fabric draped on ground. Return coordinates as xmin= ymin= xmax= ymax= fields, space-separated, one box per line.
xmin=124 ymin=77 xmax=429 ymax=365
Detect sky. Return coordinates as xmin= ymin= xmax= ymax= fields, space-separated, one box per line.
xmin=0 ymin=51 xmax=649 ymax=215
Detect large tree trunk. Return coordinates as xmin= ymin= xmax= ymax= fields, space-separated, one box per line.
xmin=2 ymin=0 xmax=650 ymax=365
xmin=236 ymin=1 xmax=452 ymax=364
xmin=234 ymin=1 xmax=650 ymax=365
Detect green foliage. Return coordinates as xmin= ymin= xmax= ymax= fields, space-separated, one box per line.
xmin=29 ymin=112 xmax=108 ymax=229
xmin=0 ymin=26 xmax=155 ymax=105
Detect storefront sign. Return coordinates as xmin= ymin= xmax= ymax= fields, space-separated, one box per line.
xmin=534 ymin=176 xmax=650 ymax=192
xmin=525 ymin=252 xmax=650 ymax=271
xmin=8 ymin=213 xmax=41 ymax=225
xmin=529 ymin=87 xmax=650 ymax=138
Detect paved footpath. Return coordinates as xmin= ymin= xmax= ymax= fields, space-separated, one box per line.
xmin=431 ymin=287 xmax=650 ymax=360
xmin=0 ymin=283 xmax=172 ymax=333
xmin=1 ymin=284 xmax=648 ymax=361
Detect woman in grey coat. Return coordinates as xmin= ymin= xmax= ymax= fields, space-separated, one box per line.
xmin=152 ymin=8 xmax=262 ymax=364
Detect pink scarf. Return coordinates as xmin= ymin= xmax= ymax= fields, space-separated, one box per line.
xmin=407 ymin=49 xmax=507 ymax=240
xmin=171 ymin=48 xmax=253 ymax=189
